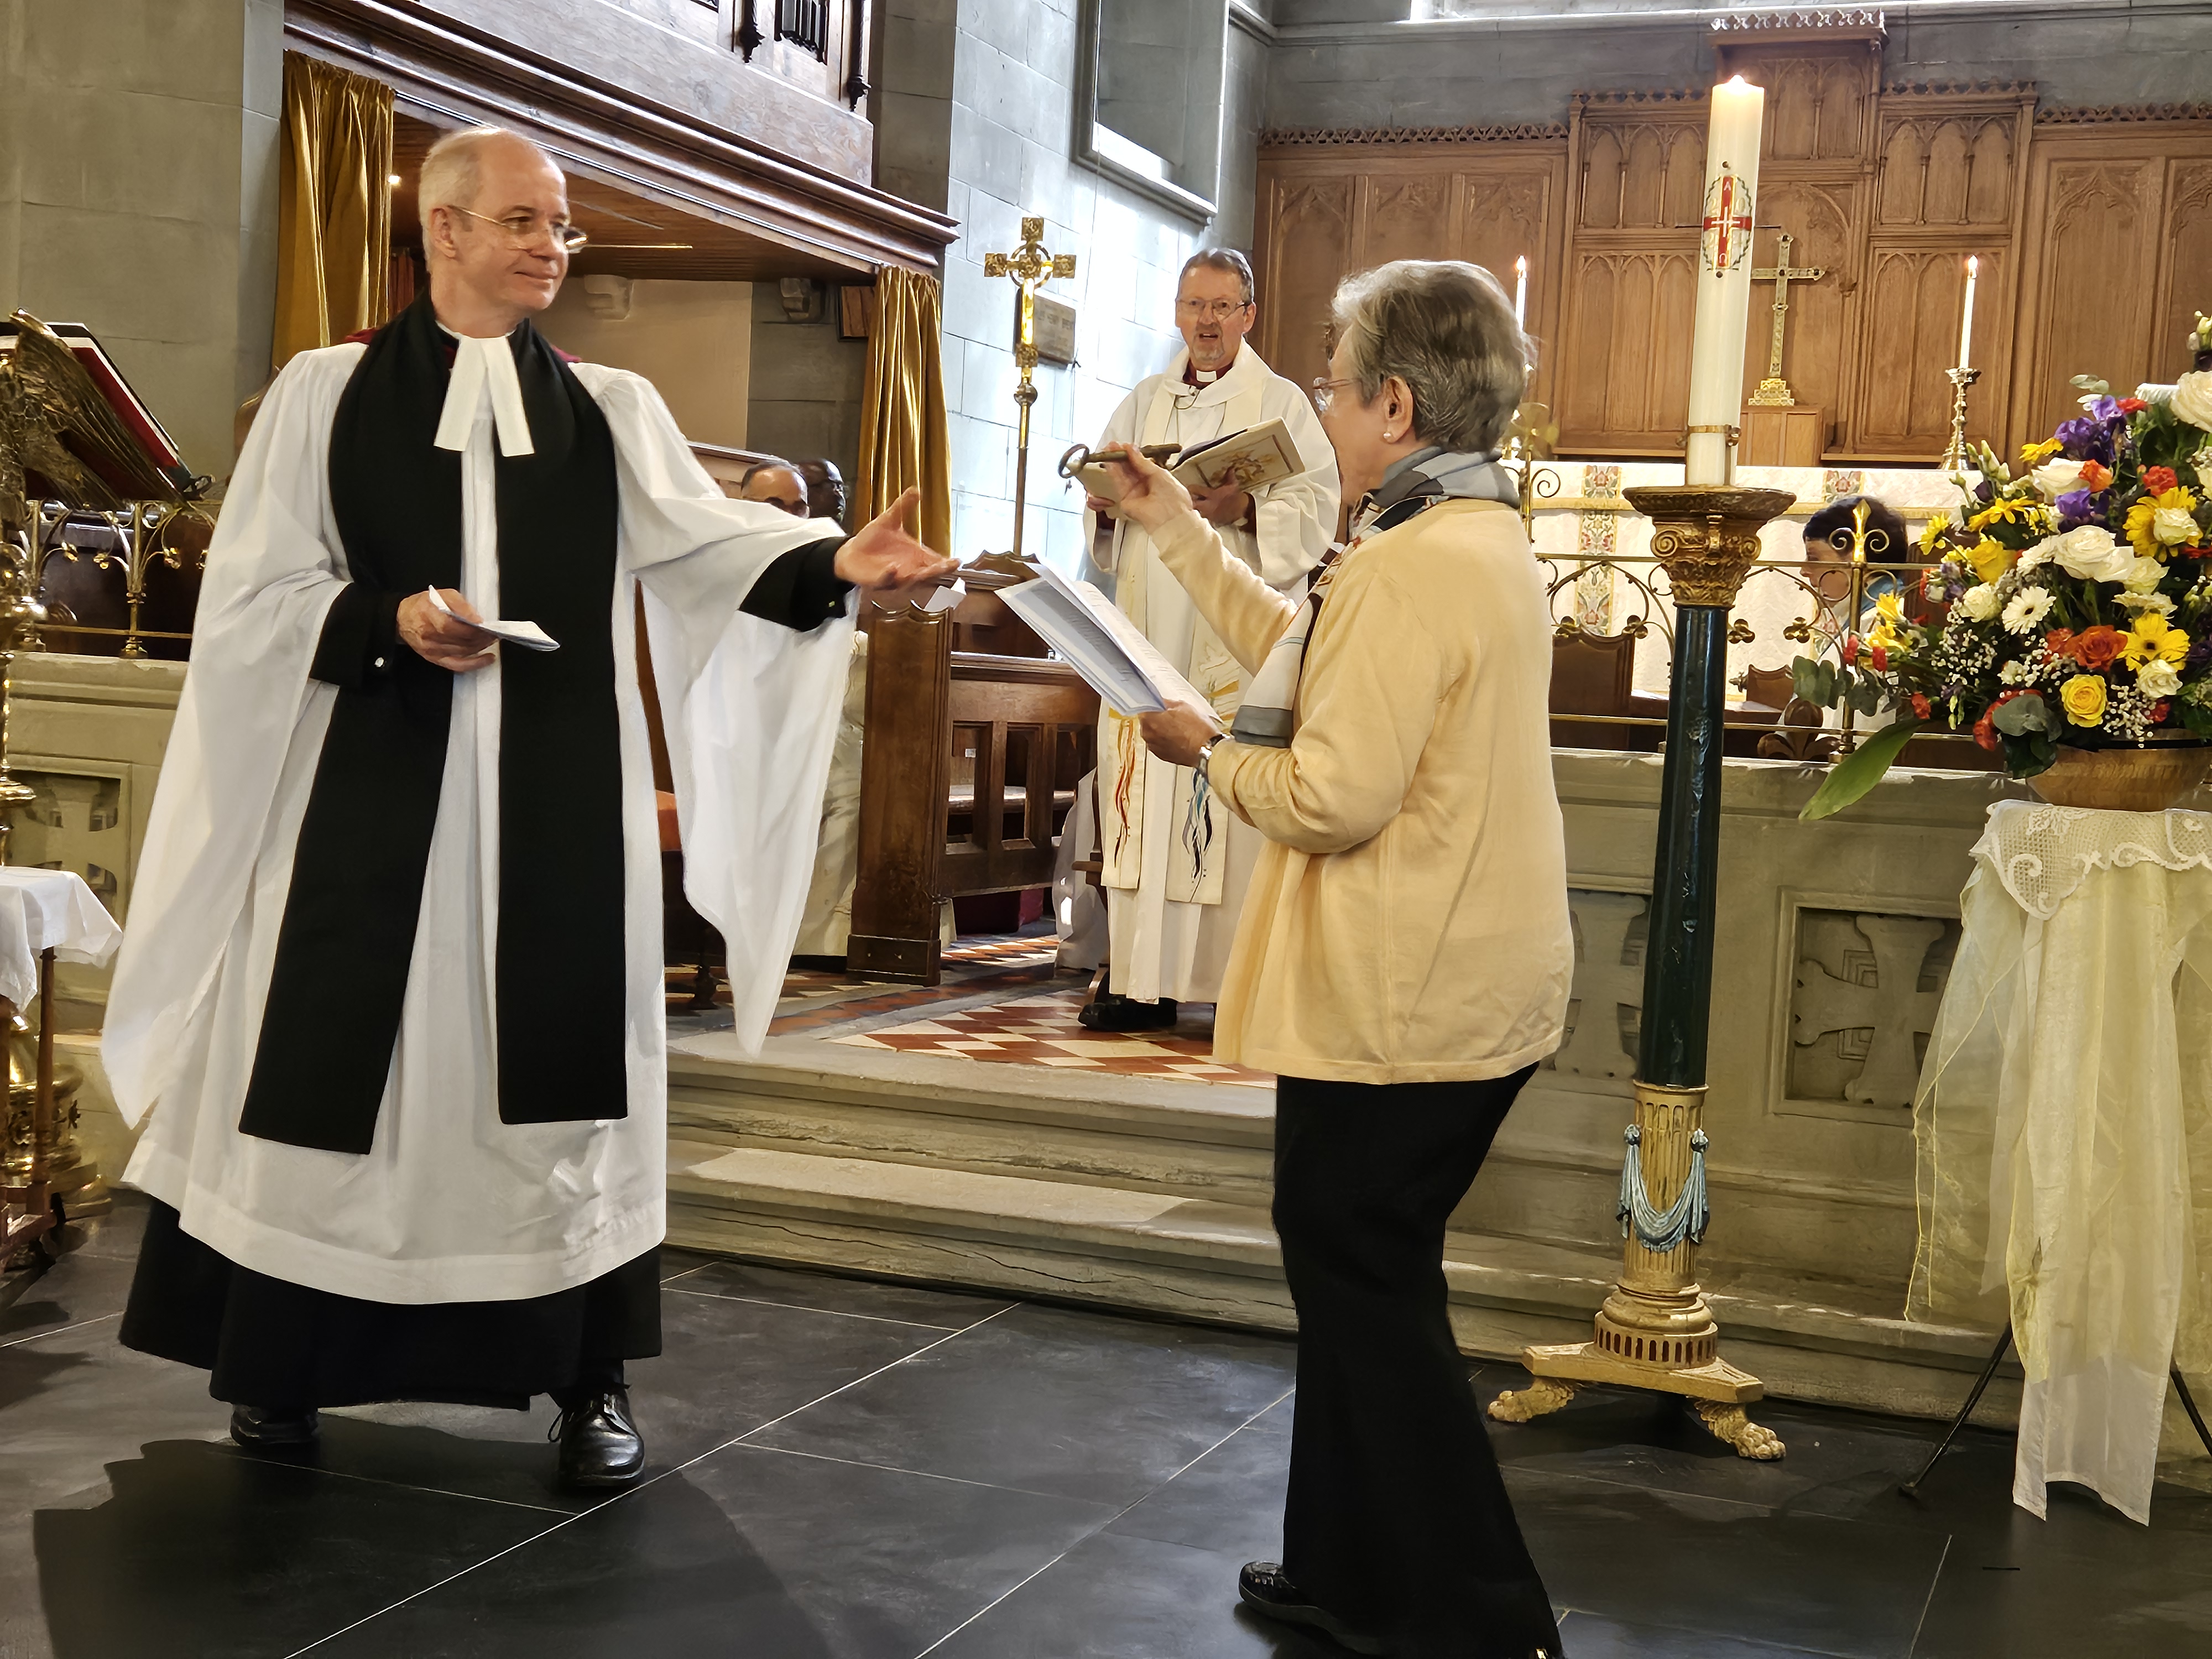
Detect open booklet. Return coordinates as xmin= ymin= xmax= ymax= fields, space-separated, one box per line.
xmin=997 ymin=562 xmax=1210 ymax=718
xmin=425 ymin=586 xmax=559 ymax=651
xmin=1073 ymin=418 xmax=1307 ymax=506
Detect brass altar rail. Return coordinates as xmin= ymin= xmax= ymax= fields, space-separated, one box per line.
xmin=28 ymin=499 xmax=211 ymax=658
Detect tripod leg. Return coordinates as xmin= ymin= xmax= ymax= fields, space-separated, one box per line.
xmin=1900 ymin=1324 xmax=2013 ymax=1501
xmin=2172 ymin=1366 xmax=2212 ymax=1462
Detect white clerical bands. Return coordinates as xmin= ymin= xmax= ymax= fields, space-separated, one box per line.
xmin=434 ymin=332 xmax=536 ymax=457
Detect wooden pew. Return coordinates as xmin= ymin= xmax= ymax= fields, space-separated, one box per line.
xmin=847 ymin=597 xmax=1098 ymax=984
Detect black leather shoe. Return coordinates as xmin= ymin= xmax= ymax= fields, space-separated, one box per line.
xmin=1077 ymin=992 xmax=1177 ymax=1032
xmin=229 ymin=1405 xmax=319 ymax=1449
xmin=553 ymin=1387 xmax=645 ymax=1489
xmin=1237 ymin=1562 xmax=1389 ymax=1655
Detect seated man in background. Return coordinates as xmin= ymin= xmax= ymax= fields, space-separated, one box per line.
xmin=739 ymin=458 xmax=810 ymax=517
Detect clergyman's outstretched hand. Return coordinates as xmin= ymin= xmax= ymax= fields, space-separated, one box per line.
xmin=832 ymin=488 xmax=958 ymax=594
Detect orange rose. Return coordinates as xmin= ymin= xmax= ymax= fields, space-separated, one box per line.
xmin=2047 ymin=627 xmax=2077 ymax=659
xmin=2073 ymin=625 xmax=2125 ymax=669
xmin=2080 ymin=460 xmax=2114 ymax=491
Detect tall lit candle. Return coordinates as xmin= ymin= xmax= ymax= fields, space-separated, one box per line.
xmin=1957 ymin=255 xmax=1979 ymax=370
xmin=1514 ymin=256 xmax=1528 ymax=329
xmin=1683 ymin=75 xmax=1766 ymax=486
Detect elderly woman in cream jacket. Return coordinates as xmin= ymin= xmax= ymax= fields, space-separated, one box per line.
xmin=1105 ymin=260 xmax=1573 ymax=1659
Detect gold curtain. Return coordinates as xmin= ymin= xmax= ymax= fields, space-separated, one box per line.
xmin=854 ymin=267 xmax=953 ymax=552
xmin=273 ymin=53 xmax=395 ymax=370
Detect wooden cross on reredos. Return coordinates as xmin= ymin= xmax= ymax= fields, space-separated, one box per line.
xmin=1747 ymin=232 xmax=1827 ymax=408
xmin=983 ymin=216 xmax=1076 ymax=560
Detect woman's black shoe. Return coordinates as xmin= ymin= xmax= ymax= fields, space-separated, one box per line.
xmin=228 ymin=1405 xmax=320 ymax=1449
xmin=553 ymin=1386 xmax=646 ymax=1489
xmin=1077 ymin=991 xmax=1178 ymax=1032
xmin=1237 ymin=1561 xmax=1389 ymax=1655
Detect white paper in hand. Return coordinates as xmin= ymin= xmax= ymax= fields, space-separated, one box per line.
xmin=424 ymin=586 xmax=558 ymax=651
xmin=998 ymin=564 xmax=1209 ymax=718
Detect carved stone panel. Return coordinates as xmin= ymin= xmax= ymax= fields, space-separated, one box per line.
xmin=12 ymin=769 xmax=127 ymax=911
xmin=1785 ymin=907 xmax=1960 ymax=1117
xmin=1548 ymin=889 xmax=1647 ymax=1082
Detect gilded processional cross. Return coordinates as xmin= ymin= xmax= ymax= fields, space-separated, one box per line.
xmin=1747 ymin=232 xmax=1827 ymax=408
xmin=982 ymin=217 xmax=1076 ymax=561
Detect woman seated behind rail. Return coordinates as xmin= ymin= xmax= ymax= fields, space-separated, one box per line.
xmin=1103 ymin=258 xmax=1573 ymax=1659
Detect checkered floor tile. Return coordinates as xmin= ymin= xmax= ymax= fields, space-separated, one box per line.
xmin=828 ymin=989 xmax=1273 ymax=1087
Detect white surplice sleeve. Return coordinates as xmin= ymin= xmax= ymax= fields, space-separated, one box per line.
xmin=102 ymin=346 xmax=364 ymax=1123
xmin=1249 ymin=375 xmax=1340 ymax=591
xmin=580 ymin=366 xmax=857 ymax=1052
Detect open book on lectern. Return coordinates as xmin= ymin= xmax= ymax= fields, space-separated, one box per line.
xmin=998 ymin=562 xmax=1211 ymax=719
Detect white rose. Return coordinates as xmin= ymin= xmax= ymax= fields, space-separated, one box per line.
xmin=2154 ymin=504 xmax=2201 ymax=546
xmin=2032 ymin=458 xmax=2086 ymax=500
xmin=2052 ymin=524 xmax=2133 ymax=582
xmin=2017 ymin=538 xmax=2054 ymax=572
xmin=2002 ymin=587 xmax=2053 ymax=633
xmin=2172 ymin=371 xmax=2212 ymax=432
xmin=2122 ymin=554 xmax=2167 ymax=592
xmin=2115 ymin=588 xmax=2177 ymax=615
xmin=1960 ymin=583 xmax=2001 ymax=620
xmin=2139 ymin=659 xmax=2184 ymax=698
xmin=2000 ymin=658 xmax=2036 ymax=685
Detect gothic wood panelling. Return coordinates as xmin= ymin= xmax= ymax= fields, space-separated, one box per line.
xmin=2157 ymin=160 xmax=2212 ymax=384
xmin=2017 ymin=155 xmax=2166 ymax=440
xmin=1251 ymin=145 xmax=1567 ymax=416
xmin=1856 ymin=247 xmax=2008 ymax=452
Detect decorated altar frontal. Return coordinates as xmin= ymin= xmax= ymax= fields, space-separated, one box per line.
xmin=1525 ymin=460 xmax=1960 ymax=700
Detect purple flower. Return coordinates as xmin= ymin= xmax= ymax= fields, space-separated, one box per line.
xmin=2056 ymin=487 xmax=2105 ymax=528
xmin=2188 ymin=635 xmax=2212 ymax=672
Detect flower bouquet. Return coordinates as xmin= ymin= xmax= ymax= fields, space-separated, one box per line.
xmin=1795 ymin=323 xmax=2212 ymax=820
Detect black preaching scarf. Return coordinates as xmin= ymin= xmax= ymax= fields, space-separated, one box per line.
xmin=237 ymin=293 xmax=628 ymax=1154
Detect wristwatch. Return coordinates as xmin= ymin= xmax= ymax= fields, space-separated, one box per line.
xmin=1195 ymin=733 xmax=1227 ymax=779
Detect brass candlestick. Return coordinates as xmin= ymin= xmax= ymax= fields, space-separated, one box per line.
xmin=1940 ymin=366 xmax=1981 ymax=471
xmin=1490 ymin=484 xmax=1795 ymax=1460
xmin=983 ymin=217 xmax=1076 ymax=561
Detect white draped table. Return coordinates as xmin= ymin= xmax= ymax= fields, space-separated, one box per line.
xmin=1911 ymin=799 xmax=2212 ymax=1523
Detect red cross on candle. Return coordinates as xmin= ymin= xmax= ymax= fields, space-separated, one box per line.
xmin=1702 ymin=166 xmax=1754 ymax=277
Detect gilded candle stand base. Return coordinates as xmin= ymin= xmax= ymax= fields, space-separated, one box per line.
xmin=1490 ymin=483 xmax=1794 ymax=1463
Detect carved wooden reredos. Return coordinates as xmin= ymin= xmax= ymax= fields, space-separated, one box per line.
xmin=1253 ymin=17 xmax=2212 ymax=465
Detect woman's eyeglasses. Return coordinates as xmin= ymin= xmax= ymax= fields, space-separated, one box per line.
xmin=1310 ymin=377 xmax=1359 ymax=416
xmin=446 ymin=205 xmax=589 ymax=254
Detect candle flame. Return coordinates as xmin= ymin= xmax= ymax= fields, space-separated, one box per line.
xmin=1515 ymin=256 xmax=1527 ymax=276
xmin=1967 ymin=254 xmax=1980 ymax=276
xmin=1722 ymin=74 xmax=1750 ymax=88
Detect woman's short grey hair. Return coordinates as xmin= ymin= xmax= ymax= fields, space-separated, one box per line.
xmin=1329 ymin=260 xmax=1532 ymax=453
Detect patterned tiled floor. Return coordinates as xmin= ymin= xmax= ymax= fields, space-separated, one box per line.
xmin=830 ymin=988 xmax=1274 ymax=1088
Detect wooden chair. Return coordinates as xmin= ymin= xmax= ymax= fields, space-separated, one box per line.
xmin=1550 ymin=630 xmax=1650 ymax=751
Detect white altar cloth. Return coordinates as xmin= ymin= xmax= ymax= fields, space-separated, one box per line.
xmin=0 ymin=866 xmax=120 ymax=1009
xmin=1910 ymin=799 xmax=2212 ymax=1523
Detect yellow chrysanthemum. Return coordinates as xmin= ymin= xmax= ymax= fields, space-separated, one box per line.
xmin=2122 ymin=612 xmax=2190 ymax=670
xmin=1967 ymin=538 xmax=2010 ymax=585
xmin=1874 ymin=591 xmax=1907 ymax=627
xmin=2060 ymin=674 xmax=2109 ymax=728
xmin=2021 ymin=438 xmax=2063 ymax=465
xmin=1868 ymin=622 xmax=1904 ymax=655
xmin=2124 ymin=487 xmax=2204 ymax=556
xmin=1968 ymin=496 xmax=2039 ymax=531
xmin=1918 ymin=512 xmax=1953 ymax=557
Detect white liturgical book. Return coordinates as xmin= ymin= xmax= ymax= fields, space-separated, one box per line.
xmin=424 ymin=586 xmax=559 ymax=651
xmin=999 ymin=562 xmax=1208 ymax=717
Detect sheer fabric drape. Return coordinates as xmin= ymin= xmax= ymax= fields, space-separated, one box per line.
xmin=1910 ymin=800 xmax=2212 ymax=1524
xmin=273 ymin=53 xmax=394 ymax=370
xmin=854 ymin=267 xmax=951 ymax=553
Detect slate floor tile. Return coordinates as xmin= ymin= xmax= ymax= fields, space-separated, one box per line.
xmin=1104 ymin=1417 xmax=1290 ymax=1563
xmin=667 ymin=1255 xmax=1016 ymax=1329
xmin=928 ymin=1528 xmax=1335 ymax=1658
xmin=312 ymin=1441 xmax=1119 ymax=1659
xmin=1515 ymin=1467 xmax=1948 ymax=1659
xmin=21 ymin=1437 xmax=552 ymax=1659
xmin=747 ymin=1301 xmax=1297 ymax=1507
xmin=315 ymin=1278 xmax=959 ymax=1512
xmin=1556 ymin=1610 xmax=1839 ymax=1658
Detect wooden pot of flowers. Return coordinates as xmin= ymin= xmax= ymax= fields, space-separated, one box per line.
xmin=1792 ymin=325 xmax=2212 ymax=820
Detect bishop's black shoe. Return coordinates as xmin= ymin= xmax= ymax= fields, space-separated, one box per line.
xmin=1077 ymin=991 xmax=1178 ymax=1032
xmin=553 ymin=1386 xmax=646 ymax=1490
xmin=1237 ymin=1562 xmax=1390 ymax=1655
xmin=228 ymin=1405 xmax=320 ymax=1450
